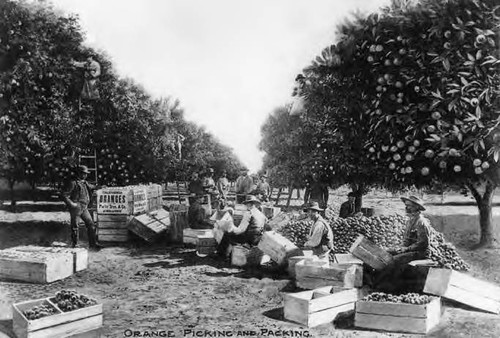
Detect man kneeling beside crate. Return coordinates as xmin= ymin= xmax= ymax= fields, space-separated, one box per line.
xmin=216 ymin=195 xmax=267 ymax=258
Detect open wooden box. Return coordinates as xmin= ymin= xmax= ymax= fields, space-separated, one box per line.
xmin=13 ymin=297 xmax=103 ymax=338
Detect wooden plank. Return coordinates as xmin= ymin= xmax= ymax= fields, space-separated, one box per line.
xmin=128 ymin=210 xmax=170 ymax=242
xmin=97 ymin=229 xmax=129 ymax=236
xmin=183 ymin=229 xmax=213 ymax=245
xmin=95 ymin=214 xmax=130 ymax=222
xmin=295 ymin=260 xmax=363 ymax=288
xmin=424 ymin=268 xmax=500 ymax=313
xmin=309 ymin=288 xmax=360 ymax=313
xmin=28 ymin=315 xmax=102 ymax=338
xmin=333 ymin=254 xmax=363 ymax=266
xmin=98 ymin=234 xmax=129 ymax=242
xmin=355 ymin=312 xmax=428 ymax=334
xmin=283 ymin=293 xmax=310 ymax=325
xmin=297 ymin=277 xmax=345 ymax=290
xmin=356 ymin=300 xmax=430 ymax=318
xmin=308 ymin=303 xmax=354 ymax=328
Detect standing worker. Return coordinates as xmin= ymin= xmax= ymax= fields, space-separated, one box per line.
xmin=304 ymin=174 xmax=329 ymax=210
xmin=188 ymin=172 xmax=210 ymax=229
xmin=217 ymin=170 xmax=230 ymax=206
xmin=61 ymin=165 xmax=102 ymax=250
xmin=303 ymin=202 xmax=334 ymax=258
xmin=217 ymin=195 xmax=267 ymax=258
xmin=202 ymin=168 xmax=219 ymax=209
xmin=256 ymin=174 xmax=271 ymax=202
xmin=235 ymin=168 xmax=253 ymax=204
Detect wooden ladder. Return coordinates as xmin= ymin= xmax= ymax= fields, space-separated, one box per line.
xmin=78 ymin=149 xmax=98 ymax=185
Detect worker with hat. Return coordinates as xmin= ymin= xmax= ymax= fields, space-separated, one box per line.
xmin=216 ymin=195 xmax=267 ymax=258
xmin=339 ymin=192 xmax=357 ymax=218
xmin=303 ymin=202 xmax=334 ymax=258
xmin=202 ymin=168 xmax=219 ymax=209
xmin=372 ymin=195 xmax=432 ymax=290
xmin=235 ymin=168 xmax=253 ymax=204
xmin=61 ymin=165 xmax=102 ymax=250
xmin=255 ymin=174 xmax=271 ymax=202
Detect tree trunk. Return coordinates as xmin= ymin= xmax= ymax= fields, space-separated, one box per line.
xmin=351 ymin=183 xmax=364 ymax=212
xmin=296 ymin=188 xmax=301 ymax=199
xmin=9 ymin=179 xmax=16 ymax=212
xmin=286 ymin=186 xmax=293 ymax=208
xmin=176 ymin=181 xmax=182 ymax=204
xmin=275 ymin=187 xmax=282 ymax=206
xmin=467 ymin=181 xmax=497 ymax=248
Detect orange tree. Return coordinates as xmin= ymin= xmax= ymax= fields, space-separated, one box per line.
xmin=296 ymin=0 xmax=500 ymax=247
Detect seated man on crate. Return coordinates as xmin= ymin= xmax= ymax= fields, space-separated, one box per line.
xmin=371 ymin=195 xmax=431 ymax=291
xmin=216 ymin=195 xmax=267 ymax=258
xmin=61 ymin=165 xmax=103 ymax=250
xmin=303 ymin=202 xmax=334 ymax=259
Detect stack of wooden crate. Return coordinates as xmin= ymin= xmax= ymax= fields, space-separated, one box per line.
xmin=146 ymin=184 xmax=163 ymax=212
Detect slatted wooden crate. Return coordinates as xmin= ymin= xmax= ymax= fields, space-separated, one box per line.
xmin=423 ymin=268 xmax=500 ymax=314
xmin=257 ymin=231 xmax=303 ymax=265
xmin=128 ymin=209 xmax=171 ymax=242
xmin=169 ymin=206 xmax=189 ymax=243
xmin=0 ymin=249 xmax=74 ymax=284
xmin=355 ymin=297 xmax=442 ymax=334
xmin=295 ymin=258 xmax=363 ymax=289
xmin=13 ymin=297 xmax=103 ymax=338
xmin=349 ymin=235 xmax=394 ymax=270
xmin=96 ymin=214 xmax=131 ymax=242
xmin=196 ymin=233 xmax=217 ymax=256
xmin=284 ymin=286 xmax=366 ymax=328
xmin=262 ymin=206 xmax=281 ymax=219
xmin=9 ymin=246 xmax=88 ymax=273
xmin=183 ymin=229 xmax=214 ymax=245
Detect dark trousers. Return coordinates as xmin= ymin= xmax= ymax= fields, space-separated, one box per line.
xmin=70 ymin=203 xmax=98 ymax=247
xmin=217 ymin=232 xmax=262 ymax=257
xmin=373 ymin=251 xmax=426 ymax=292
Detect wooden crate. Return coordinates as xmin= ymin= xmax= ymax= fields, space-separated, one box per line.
xmin=295 ymin=259 xmax=363 ymax=289
xmin=130 ymin=186 xmax=148 ymax=215
xmin=423 ymin=268 xmax=500 ymax=314
xmin=349 ymin=235 xmax=394 ymax=270
xmin=96 ymin=187 xmax=133 ymax=215
xmin=128 ymin=209 xmax=171 ymax=242
xmin=169 ymin=209 xmax=189 ymax=243
xmin=0 ymin=249 xmax=73 ymax=284
xmin=284 ymin=286 xmax=365 ymax=328
xmin=183 ymin=229 xmax=214 ymax=245
xmin=231 ymin=246 xmax=264 ymax=267
xmin=13 ymin=297 xmax=103 ymax=338
xmin=355 ymin=297 xmax=442 ymax=334
xmin=96 ymin=214 xmax=131 ymax=242
xmin=9 ymin=246 xmax=88 ymax=273
xmin=257 ymin=231 xmax=303 ymax=265
xmin=262 ymin=206 xmax=281 ymax=219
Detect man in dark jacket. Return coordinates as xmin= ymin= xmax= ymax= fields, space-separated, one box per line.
xmin=61 ymin=165 xmax=101 ymax=249
xmin=339 ymin=192 xmax=356 ymax=218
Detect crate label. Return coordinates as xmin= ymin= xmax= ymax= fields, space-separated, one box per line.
xmin=97 ymin=189 xmax=131 ymax=214
xmin=132 ymin=188 xmax=148 ymax=214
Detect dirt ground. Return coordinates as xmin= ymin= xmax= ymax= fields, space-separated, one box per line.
xmin=1 ymin=191 xmax=500 ymax=338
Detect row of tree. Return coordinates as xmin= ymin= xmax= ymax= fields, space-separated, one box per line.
xmin=260 ymin=0 xmax=500 ymax=247
xmin=0 ymin=0 xmax=245 ymax=200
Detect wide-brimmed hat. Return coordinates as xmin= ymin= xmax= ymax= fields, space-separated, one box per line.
xmin=78 ymin=165 xmax=91 ymax=174
xmin=304 ymin=201 xmax=324 ymax=212
xmin=401 ymin=195 xmax=425 ymax=211
xmin=243 ymin=195 xmax=261 ymax=205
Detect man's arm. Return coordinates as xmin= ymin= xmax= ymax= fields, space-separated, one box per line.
xmin=231 ymin=212 xmax=250 ymax=235
xmin=322 ymin=185 xmax=329 ymax=206
xmin=61 ymin=181 xmax=77 ymax=208
xmin=304 ymin=223 xmax=324 ymax=248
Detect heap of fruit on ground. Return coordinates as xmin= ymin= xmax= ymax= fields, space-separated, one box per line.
xmin=278 ymin=214 xmax=469 ymax=271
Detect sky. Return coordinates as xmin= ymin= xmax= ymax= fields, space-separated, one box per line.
xmin=51 ymin=0 xmax=389 ymax=172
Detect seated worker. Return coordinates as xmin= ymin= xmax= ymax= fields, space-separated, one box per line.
xmin=372 ymin=195 xmax=431 ymax=290
xmin=339 ymin=192 xmax=357 ymax=218
xmin=217 ymin=195 xmax=267 ymax=257
xmin=303 ymin=202 xmax=334 ymax=258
